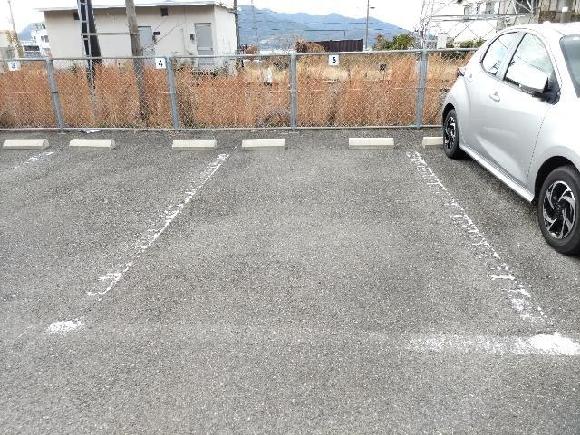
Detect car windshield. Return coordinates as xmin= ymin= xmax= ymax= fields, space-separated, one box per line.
xmin=561 ymin=35 xmax=580 ymax=96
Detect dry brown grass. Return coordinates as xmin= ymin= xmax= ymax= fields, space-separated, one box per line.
xmin=54 ymin=61 xmax=171 ymax=128
xmin=423 ymin=52 xmax=473 ymax=125
xmin=0 ymin=63 xmax=55 ymax=127
xmin=55 ymin=66 xmax=94 ymax=127
xmin=297 ymin=54 xmax=417 ymax=126
xmin=175 ymin=63 xmax=290 ymax=128
xmin=0 ymin=53 xmax=472 ymax=129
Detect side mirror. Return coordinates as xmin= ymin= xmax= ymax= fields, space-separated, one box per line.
xmin=506 ymin=63 xmax=549 ymax=95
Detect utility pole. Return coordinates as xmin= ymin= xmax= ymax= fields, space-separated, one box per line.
xmin=365 ymin=0 xmax=371 ymax=51
xmin=251 ymin=0 xmax=259 ymax=50
xmin=124 ymin=0 xmax=148 ymax=122
xmin=125 ymin=0 xmax=143 ymax=57
xmin=6 ymin=0 xmax=23 ymax=57
xmin=234 ymin=0 xmax=240 ymax=53
xmin=561 ymin=0 xmax=573 ymax=23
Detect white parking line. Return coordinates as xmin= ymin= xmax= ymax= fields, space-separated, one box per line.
xmin=408 ymin=333 xmax=580 ymax=356
xmin=46 ymin=319 xmax=83 ymax=335
xmin=407 ymin=151 xmax=549 ymax=325
xmin=9 ymin=151 xmax=55 ymax=171
xmin=89 ymin=153 xmax=230 ymax=297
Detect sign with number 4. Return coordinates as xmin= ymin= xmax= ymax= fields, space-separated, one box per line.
xmin=328 ymin=54 xmax=340 ymax=66
xmin=155 ymin=57 xmax=167 ymax=70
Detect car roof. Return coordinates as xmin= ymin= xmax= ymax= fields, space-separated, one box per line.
xmin=506 ymin=23 xmax=580 ymax=37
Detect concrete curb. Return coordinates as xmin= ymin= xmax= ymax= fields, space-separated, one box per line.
xmin=172 ymin=139 xmax=217 ymax=150
xmin=242 ymin=139 xmax=286 ymax=150
xmin=349 ymin=138 xmax=395 ymax=150
xmin=70 ymin=139 xmax=116 ymax=149
xmin=2 ymin=139 xmax=50 ymax=150
xmin=422 ymin=137 xmax=443 ymax=148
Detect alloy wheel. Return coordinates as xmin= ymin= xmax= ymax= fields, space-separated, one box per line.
xmin=444 ymin=116 xmax=456 ymax=150
xmin=543 ymin=180 xmax=576 ymax=239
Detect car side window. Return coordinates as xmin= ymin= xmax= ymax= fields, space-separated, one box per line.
xmin=481 ymin=33 xmax=519 ymax=76
xmin=505 ymin=34 xmax=556 ymax=88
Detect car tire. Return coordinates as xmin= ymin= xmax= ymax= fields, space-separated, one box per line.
xmin=443 ymin=109 xmax=465 ymax=159
xmin=537 ymin=165 xmax=580 ymax=256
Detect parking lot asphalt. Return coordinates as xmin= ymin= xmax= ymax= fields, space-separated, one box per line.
xmin=1 ymin=129 xmax=579 ymax=433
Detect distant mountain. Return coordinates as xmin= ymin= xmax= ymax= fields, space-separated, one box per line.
xmin=239 ymin=6 xmax=408 ymax=50
xmin=18 ymin=23 xmax=40 ymax=42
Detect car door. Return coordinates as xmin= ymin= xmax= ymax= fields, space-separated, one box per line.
xmin=475 ymin=33 xmax=558 ymax=185
xmin=467 ymin=31 xmax=521 ymax=159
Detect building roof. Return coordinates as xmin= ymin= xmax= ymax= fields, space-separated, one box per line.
xmin=38 ymin=1 xmax=226 ymax=12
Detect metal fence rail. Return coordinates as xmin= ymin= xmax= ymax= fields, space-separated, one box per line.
xmin=0 ymin=49 xmax=476 ymax=131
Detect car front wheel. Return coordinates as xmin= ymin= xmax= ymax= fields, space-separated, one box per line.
xmin=442 ymin=109 xmax=465 ymax=159
xmin=537 ymin=165 xmax=580 ymax=255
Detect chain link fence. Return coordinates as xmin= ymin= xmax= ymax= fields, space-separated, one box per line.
xmin=173 ymin=55 xmax=290 ymax=128
xmin=0 ymin=59 xmax=56 ymax=128
xmin=52 ymin=58 xmax=172 ymax=128
xmin=423 ymin=51 xmax=475 ymax=125
xmin=296 ymin=52 xmax=418 ymax=127
xmin=0 ymin=49 xmax=475 ymax=130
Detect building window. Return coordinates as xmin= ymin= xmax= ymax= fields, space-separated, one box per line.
xmin=160 ymin=7 xmax=169 ymax=16
xmin=42 ymin=35 xmax=49 ymax=43
xmin=73 ymin=11 xmax=80 ymax=20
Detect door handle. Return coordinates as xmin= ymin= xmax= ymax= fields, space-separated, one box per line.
xmin=489 ymin=90 xmax=500 ymax=102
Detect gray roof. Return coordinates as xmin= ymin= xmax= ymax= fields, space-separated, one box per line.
xmin=38 ymin=1 xmax=226 ymax=12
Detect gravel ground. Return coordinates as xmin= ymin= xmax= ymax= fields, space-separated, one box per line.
xmin=1 ymin=129 xmax=579 ymax=433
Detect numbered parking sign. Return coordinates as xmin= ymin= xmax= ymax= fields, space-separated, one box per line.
xmin=7 ymin=61 xmax=21 ymax=72
xmin=155 ymin=57 xmax=167 ymax=70
xmin=328 ymin=54 xmax=340 ymax=66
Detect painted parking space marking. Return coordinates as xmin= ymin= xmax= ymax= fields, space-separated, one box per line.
xmin=6 ymin=151 xmax=55 ymax=172
xmin=46 ymin=319 xmax=83 ymax=335
xmin=407 ymin=151 xmax=550 ymax=325
xmin=89 ymin=153 xmax=230 ymax=297
xmin=408 ymin=333 xmax=580 ymax=356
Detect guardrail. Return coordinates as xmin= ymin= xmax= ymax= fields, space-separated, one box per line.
xmin=0 ymin=49 xmax=476 ymax=131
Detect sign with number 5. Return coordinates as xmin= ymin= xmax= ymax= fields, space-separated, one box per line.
xmin=328 ymin=55 xmax=340 ymax=66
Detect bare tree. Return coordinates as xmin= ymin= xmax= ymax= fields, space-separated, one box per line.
xmin=125 ymin=0 xmax=148 ymax=122
xmin=6 ymin=0 xmax=23 ymax=57
xmin=234 ymin=0 xmax=240 ymax=53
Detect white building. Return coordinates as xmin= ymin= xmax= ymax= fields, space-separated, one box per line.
xmin=420 ymin=0 xmax=537 ymax=47
xmin=31 ymin=24 xmax=51 ymax=57
xmin=0 ymin=31 xmax=13 ymax=61
xmin=39 ymin=0 xmax=237 ymax=59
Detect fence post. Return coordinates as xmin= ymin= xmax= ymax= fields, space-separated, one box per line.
xmin=415 ymin=49 xmax=429 ymax=129
xmin=289 ymin=52 xmax=298 ymax=129
xmin=46 ymin=59 xmax=64 ymax=129
xmin=165 ymin=56 xmax=180 ymax=130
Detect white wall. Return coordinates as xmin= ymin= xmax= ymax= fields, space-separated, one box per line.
xmin=43 ymin=5 xmax=236 ymax=59
xmin=213 ymin=6 xmax=237 ymax=55
xmin=44 ymin=11 xmax=84 ymax=58
xmin=0 ymin=31 xmax=10 ymax=49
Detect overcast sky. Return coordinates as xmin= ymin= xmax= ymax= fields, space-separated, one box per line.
xmin=0 ymin=0 xmax=422 ymax=33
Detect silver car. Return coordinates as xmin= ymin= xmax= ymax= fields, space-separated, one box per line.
xmin=443 ymin=23 xmax=580 ymax=255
